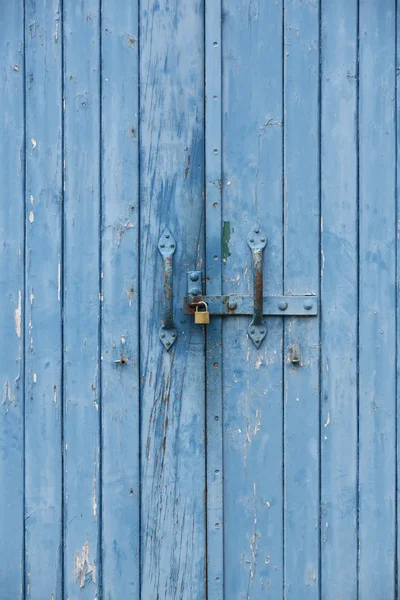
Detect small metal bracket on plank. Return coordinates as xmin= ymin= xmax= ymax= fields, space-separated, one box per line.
xmin=158 ymin=228 xmax=177 ymax=350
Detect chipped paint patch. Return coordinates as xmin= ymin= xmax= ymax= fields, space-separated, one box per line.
xmin=75 ymin=541 xmax=96 ymax=588
xmin=324 ymin=412 xmax=331 ymax=428
xmin=14 ymin=290 xmax=22 ymax=338
xmin=29 ymin=211 xmax=34 ymax=223
xmin=31 ymin=137 xmax=37 ymax=149
xmin=222 ymin=220 xmax=231 ymax=263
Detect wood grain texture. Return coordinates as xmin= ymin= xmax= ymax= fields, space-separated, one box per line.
xmin=63 ymin=1 xmax=101 ymax=597
xmin=0 ymin=2 xmax=25 ymax=598
xmin=283 ymin=1 xmax=320 ymax=596
xmin=24 ymin=1 xmax=63 ymax=597
xmin=320 ymin=1 xmax=358 ymax=597
xmin=139 ymin=1 xmax=206 ymax=598
xmin=101 ymin=0 xmax=140 ymax=597
xmin=221 ymin=1 xmax=284 ymax=597
xmin=358 ymin=1 xmax=397 ymax=597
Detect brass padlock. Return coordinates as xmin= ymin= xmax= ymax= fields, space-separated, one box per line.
xmin=194 ymin=301 xmax=210 ymax=325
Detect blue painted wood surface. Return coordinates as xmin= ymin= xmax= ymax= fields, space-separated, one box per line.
xmin=139 ymin=1 xmax=206 ymax=598
xmin=222 ymin=1 xmax=284 ymax=596
xmin=358 ymin=2 xmax=397 ymax=597
xmin=283 ymin=1 xmax=320 ymax=595
xmin=63 ymin=1 xmax=101 ymax=597
xmin=101 ymin=1 xmax=140 ymax=598
xmin=24 ymin=1 xmax=63 ymax=598
xmin=0 ymin=3 xmax=25 ymax=598
xmin=0 ymin=1 xmax=399 ymax=599
xmin=320 ymin=1 xmax=358 ymax=596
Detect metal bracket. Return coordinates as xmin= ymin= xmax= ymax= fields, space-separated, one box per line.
xmin=158 ymin=228 xmax=177 ymax=350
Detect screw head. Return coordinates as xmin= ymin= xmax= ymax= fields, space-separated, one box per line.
xmin=170 ymin=243 xmax=175 ymax=248
xmin=278 ymin=300 xmax=288 ymax=311
xmin=160 ymin=332 xmax=165 ymax=338
xmin=261 ymin=237 xmax=266 ymax=243
xmin=190 ymin=272 xmax=199 ymax=282
xmin=172 ymin=332 xmax=176 ymax=338
xmin=249 ymin=237 xmax=254 ymax=243
xmin=160 ymin=243 xmax=165 ymax=248
xmin=260 ymin=329 xmax=265 ymax=335
xmin=251 ymin=328 xmax=256 ymax=334
xmin=166 ymin=341 xmax=171 ymax=347
xmin=165 ymin=233 xmax=170 ymax=238
xmin=254 ymin=228 xmax=260 ymax=234
xmin=303 ymin=300 xmax=313 ymax=310
xmin=228 ymin=299 xmax=237 ymax=310
xmin=255 ymin=338 xmax=260 ymax=344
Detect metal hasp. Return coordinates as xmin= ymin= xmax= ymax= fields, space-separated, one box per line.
xmin=158 ymin=228 xmax=177 ymax=350
xmin=185 ymin=225 xmax=318 ymax=349
xmin=247 ymin=222 xmax=268 ymax=347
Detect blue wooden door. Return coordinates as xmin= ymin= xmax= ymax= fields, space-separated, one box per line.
xmin=0 ymin=1 xmax=398 ymax=599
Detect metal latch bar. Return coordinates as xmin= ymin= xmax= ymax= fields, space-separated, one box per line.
xmin=184 ymin=294 xmax=318 ymax=317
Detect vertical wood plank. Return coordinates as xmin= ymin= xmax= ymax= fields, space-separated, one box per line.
xmin=24 ymin=1 xmax=63 ymax=597
xmin=101 ymin=1 xmax=140 ymax=597
xmin=221 ymin=1 xmax=284 ymax=596
xmin=283 ymin=1 xmax=320 ymax=596
xmin=0 ymin=2 xmax=25 ymax=598
xmin=205 ymin=0 xmax=223 ymax=597
xmin=139 ymin=1 xmax=206 ymax=598
xmin=358 ymin=1 xmax=397 ymax=597
xmin=63 ymin=1 xmax=101 ymax=597
xmin=320 ymin=1 xmax=358 ymax=597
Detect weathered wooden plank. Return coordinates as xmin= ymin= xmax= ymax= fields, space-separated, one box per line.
xmin=139 ymin=1 xmax=206 ymax=598
xmin=101 ymin=1 xmax=140 ymax=597
xmin=221 ymin=1 xmax=284 ymax=596
xmin=283 ymin=1 xmax=320 ymax=596
xmin=358 ymin=1 xmax=396 ymax=597
xmin=320 ymin=1 xmax=358 ymax=597
xmin=0 ymin=2 xmax=25 ymax=598
xmin=205 ymin=0 xmax=223 ymax=597
xmin=24 ymin=1 xmax=63 ymax=598
xmin=63 ymin=1 xmax=101 ymax=597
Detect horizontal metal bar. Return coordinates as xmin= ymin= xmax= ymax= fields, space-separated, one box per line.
xmin=184 ymin=294 xmax=318 ymax=316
